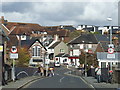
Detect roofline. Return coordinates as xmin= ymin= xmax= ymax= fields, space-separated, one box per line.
xmin=7 ymin=22 xmax=41 ymax=25
xmin=29 ymin=39 xmax=47 ymax=51
xmin=48 ymin=41 xmax=61 ymax=49
xmin=67 ymin=35 xmax=81 ymax=45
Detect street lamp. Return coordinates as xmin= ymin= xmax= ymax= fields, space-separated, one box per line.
xmin=107 ymin=17 xmax=113 ymax=70
xmin=107 ymin=17 xmax=112 ymax=45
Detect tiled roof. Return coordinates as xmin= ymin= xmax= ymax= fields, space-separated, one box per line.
xmin=68 ymin=34 xmax=98 ymax=44
xmin=7 ymin=35 xmax=19 ymax=48
xmin=5 ymin=22 xmax=46 ymax=35
xmin=94 ymin=34 xmax=109 ymax=42
xmin=21 ymin=39 xmax=47 ymax=50
xmin=48 ymin=41 xmax=61 ymax=49
xmin=47 ymin=29 xmax=70 ymax=37
xmin=61 ymin=25 xmax=76 ymax=31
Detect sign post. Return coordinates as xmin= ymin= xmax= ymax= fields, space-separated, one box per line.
xmin=108 ymin=48 xmax=114 ymax=54
xmin=107 ymin=48 xmax=114 ymax=70
xmin=10 ymin=46 xmax=18 ymax=81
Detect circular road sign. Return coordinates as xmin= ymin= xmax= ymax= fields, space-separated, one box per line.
xmin=108 ymin=48 xmax=114 ymax=54
xmin=10 ymin=47 xmax=18 ymax=53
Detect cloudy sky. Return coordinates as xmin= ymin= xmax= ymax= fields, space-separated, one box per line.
xmin=0 ymin=0 xmax=119 ymax=26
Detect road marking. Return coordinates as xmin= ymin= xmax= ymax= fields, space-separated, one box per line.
xmin=60 ymin=77 xmax=65 ymax=83
xmin=64 ymin=71 xmax=95 ymax=90
xmin=56 ymin=73 xmax=59 ymax=76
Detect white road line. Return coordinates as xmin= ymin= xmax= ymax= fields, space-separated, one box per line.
xmin=56 ymin=73 xmax=59 ymax=76
xmin=64 ymin=71 xmax=95 ymax=89
xmin=60 ymin=77 xmax=65 ymax=83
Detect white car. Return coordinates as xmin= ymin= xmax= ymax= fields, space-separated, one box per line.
xmin=54 ymin=62 xmax=60 ymax=67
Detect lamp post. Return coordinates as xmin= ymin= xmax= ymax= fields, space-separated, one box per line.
xmin=107 ymin=17 xmax=113 ymax=70
xmin=107 ymin=17 xmax=112 ymax=45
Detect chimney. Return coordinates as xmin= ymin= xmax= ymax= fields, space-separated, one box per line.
xmin=54 ymin=34 xmax=59 ymax=41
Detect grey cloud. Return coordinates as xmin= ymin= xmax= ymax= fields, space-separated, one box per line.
xmin=2 ymin=2 xmax=33 ymax=13
xmin=2 ymin=2 xmax=118 ymax=26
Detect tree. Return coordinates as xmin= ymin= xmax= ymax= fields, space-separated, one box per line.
xmin=79 ymin=52 xmax=98 ymax=70
xmin=16 ymin=48 xmax=30 ymax=67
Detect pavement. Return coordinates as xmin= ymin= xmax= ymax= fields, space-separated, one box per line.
xmin=67 ymin=66 xmax=120 ymax=89
xmin=1 ymin=76 xmax=44 ymax=90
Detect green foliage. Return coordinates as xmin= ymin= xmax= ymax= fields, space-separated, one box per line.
xmin=16 ymin=48 xmax=30 ymax=67
xmin=79 ymin=52 xmax=98 ymax=70
xmin=69 ymin=30 xmax=82 ymax=40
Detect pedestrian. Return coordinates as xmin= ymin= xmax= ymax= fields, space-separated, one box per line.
xmin=40 ymin=66 xmax=44 ymax=76
xmin=37 ymin=66 xmax=41 ymax=76
xmin=95 ymin=66 xmax=101 ymax=83
xmin=49 ymin=67 xmax=54 ymax=77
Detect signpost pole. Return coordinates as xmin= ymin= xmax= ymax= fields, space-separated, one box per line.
xmin=10 ymin=46 xmax=18 ymax=82
xmin=12 ymin=59 xmax=15 ymax=81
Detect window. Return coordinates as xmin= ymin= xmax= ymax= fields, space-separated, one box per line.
xmin=38 ymin=48 xmax=40 ymax=56
xmin=88 ymin=44 xmax=92 ymax=48
xmin=60 ymin=49 xmax=64 ymax=53
xmin=32 ymin=46 xmax=41 ymax=57
xmin=21 ymin=35 xmax=26 ymax=40
xmin=80 ymin=44 xmax=84 ymax=49
xmin=101 ymin=62 xmax=106 ymax=68
xmin=32 ymin=48 xmax=35 ymax=56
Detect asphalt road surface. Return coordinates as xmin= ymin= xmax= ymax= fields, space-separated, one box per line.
xmin=21 ymin=66 xmax=94 ymax=89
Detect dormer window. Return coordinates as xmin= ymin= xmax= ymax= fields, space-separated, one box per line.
xmin=21 ymin=35 xmax=26 ymax=40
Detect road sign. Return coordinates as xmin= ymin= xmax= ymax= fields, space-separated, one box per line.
xmin=10 ymin=46 xmax=18 ymax=53
xmin=108 ymin=48 xmax=114 ymax=54
xmin=10 ymin=53 xmax=18 ymax=59
xmin=107 ymin=54 xmax=115 ymax=59
xmin=0 ymin=46 xmax=3 ymax=52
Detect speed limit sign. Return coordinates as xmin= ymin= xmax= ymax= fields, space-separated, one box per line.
xmin=108 ymin=48 xmax=114 ymax=54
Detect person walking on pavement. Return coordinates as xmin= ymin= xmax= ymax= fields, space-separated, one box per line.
xmin=95 ymin=66 xmax=101 ymax=83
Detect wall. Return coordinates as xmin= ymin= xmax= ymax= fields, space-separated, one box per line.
xmin=54 ymin=41 xmax=68 ymax=56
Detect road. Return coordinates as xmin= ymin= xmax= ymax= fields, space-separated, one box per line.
xmin=20 ymin=66 xmax=94 ymax=89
